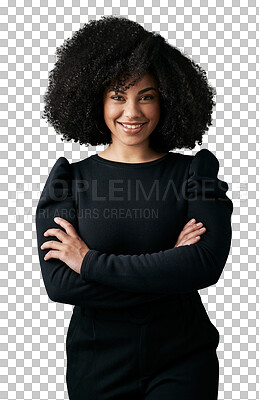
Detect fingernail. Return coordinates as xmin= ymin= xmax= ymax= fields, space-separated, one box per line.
xmin=54 ymin=217 xmax=60 ymax=222
xmin=189 ymin=219 xmax=195 ymax=224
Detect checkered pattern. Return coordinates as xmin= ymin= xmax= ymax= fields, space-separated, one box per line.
xmin=0 ymin=1 xmax=255 ymax=399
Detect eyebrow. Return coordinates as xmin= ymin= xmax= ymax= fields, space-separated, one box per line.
xmin=108 ymin=87 xmax=157 ymax=95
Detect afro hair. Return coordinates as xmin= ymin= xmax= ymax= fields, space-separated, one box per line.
xmin=42 ymin=15 xmax=217 ymax=152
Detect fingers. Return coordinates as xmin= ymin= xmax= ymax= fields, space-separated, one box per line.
xmin=185 ymin=223 xmax=206 ymax=241
xmin=53 ymin=217 xmax=78 ymax=237
xmin=182 ymin=218 xmax=196 ymax=231
xmin=175 ymin=219 xmax=206 ymax=247
xmin=43 ymin=217 xmax=77 ymax=239
xmin=43 ymin=228 xmax=67 ymax=241
xmin=43 ymin=250 xmax=61 ymax=261
xmin=40 ymin=240 xmax=63 ymax=251
xmin=184 ymin=235 xmax=201 ymax=246
xmin=40 ymin=240 xmax=63 ymax=261
xmin=183 ymin=219 xmax=206 ymax=235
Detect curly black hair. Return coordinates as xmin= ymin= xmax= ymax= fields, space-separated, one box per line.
xmin=42 ymin=15 xmax=216 ymax=152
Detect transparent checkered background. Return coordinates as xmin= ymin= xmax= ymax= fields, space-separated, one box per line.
xmin=0 ymin=0 xmax=257 ymax=399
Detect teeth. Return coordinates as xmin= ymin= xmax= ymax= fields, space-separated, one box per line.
xmin=121 ymin=123 xmax=144 ymax=129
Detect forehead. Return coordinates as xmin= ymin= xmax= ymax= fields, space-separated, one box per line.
xmin=105 ymin=72 xmax=158 ymax=94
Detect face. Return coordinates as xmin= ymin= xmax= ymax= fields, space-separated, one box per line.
xmin=103 ymin=72 xmax=160 ymax=147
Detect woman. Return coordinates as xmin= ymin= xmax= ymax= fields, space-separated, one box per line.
xmin=35 ymin=16 xmax=233 ymax=399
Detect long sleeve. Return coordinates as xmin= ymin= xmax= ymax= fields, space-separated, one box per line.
xmin=35 ymin=157 xmax=167 ymax=308
xmin=80 ymin=149 xmax=233 ymax=294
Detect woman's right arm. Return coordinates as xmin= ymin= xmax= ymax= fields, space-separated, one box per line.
xmin=35 ymin=157 xmax=167 ymax=309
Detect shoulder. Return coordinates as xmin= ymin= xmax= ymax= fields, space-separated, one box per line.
xmin=47 ymin=156 xmax=71 ymax=180
xmin=49 ymin=156 xmax=70 ymax=170
xmin=169 ymin=149 xmax=219 ymax=174
xmin=191 ymin=148 xmax=218 ymax=165
xmin=48 ymin=155 xmax=91 ymax=172
xmin=41 ymin=157 xmax=73 ymax=197
xmin=185 ymin=148 xmax=220 ymax=178
xmin=185 ymin=149 xmax=232 ymax=206
xmin=47 ymin=155 xmax=96 ymax=179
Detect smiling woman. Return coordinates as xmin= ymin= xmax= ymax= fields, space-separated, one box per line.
xmin=36 ymin=15 xmax=232 ymax=400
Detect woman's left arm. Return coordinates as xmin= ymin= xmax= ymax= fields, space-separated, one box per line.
xmin=80 ymin=149 xmax=233 ymax=294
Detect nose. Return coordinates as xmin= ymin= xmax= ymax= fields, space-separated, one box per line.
xmin=122 ymin=99 xmax=143 ymax=119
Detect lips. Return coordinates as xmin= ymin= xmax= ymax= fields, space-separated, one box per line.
xmin=118 ymin=121 xmax=147 ymax=134
xmin=118 ymin=122 xmax=146 ymax=127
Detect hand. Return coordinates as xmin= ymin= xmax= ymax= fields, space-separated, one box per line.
xmin=40 ymin=217 xmax=90 ymax=274
xmin=174 ymin=218 xmax=206 ymax=248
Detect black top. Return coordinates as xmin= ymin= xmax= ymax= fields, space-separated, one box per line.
xmin=35 ymin=149 xmax=233 ymax=309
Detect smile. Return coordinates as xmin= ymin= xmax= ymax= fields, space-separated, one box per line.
xmin=118 ymin=122 xmax=147 ymax=134
xmin=119 ymin=122 xmax=145 ymax=129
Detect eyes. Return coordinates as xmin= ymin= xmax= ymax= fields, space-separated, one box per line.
xmin=110 ymin=95 xmax=154 ymax=101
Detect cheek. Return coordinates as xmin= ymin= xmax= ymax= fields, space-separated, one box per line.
xmin=147 ymin=105 xmax=160 ymax=121
xmin=104 ymin=104 xmax=120 ymax=123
